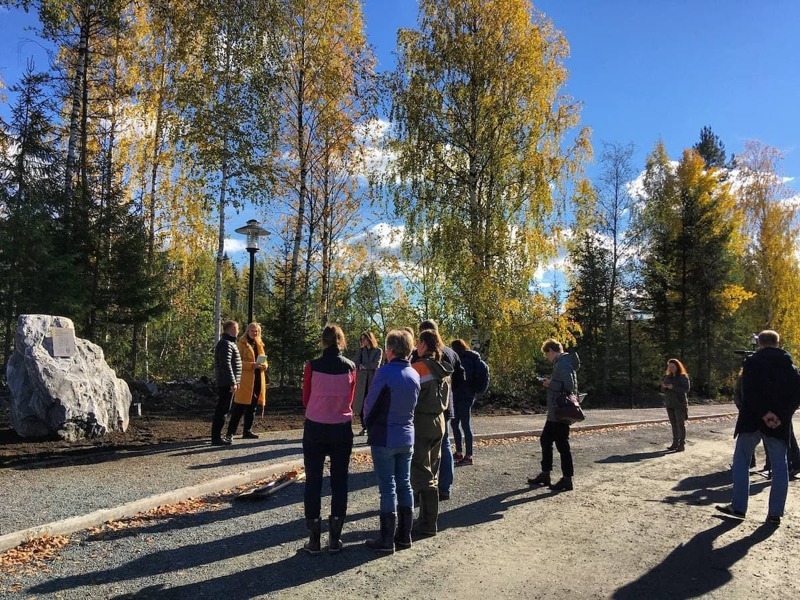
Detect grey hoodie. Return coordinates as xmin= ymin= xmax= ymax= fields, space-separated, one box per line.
xmin=546 ymin=352 xmax=581 ymax=422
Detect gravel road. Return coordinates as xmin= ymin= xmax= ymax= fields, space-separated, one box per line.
xmin=2 ymin=416 xmax=799 ymax=599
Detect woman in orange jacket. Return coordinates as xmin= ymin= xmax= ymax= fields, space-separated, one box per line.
xmin=225 ymin=322 xmax=268 ymax=442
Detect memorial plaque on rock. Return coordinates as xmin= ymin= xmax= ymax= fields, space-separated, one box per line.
xmin=50 ymin=326 xmax=77 ymax=357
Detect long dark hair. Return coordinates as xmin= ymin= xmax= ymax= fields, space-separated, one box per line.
xmin=418 ymin=329 xmax=443 ymax=361
xmin=360 ymin=331 xmax=378 ymax=350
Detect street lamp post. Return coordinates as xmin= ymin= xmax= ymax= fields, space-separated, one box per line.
xmin=626 ymin=310 xmax=634 ymax=409
xmin=234 ymin=219 xmax=270 ymax=325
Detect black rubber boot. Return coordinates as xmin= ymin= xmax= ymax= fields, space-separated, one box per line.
xmin=302 ymin=518 xmax=321 ymax=555
xmin=328 ymin=515 xmax=344 ymax=553
xmin=414 ymin=489 xmax=439 ymax=537
xmin=394 ymin=506 xmax=413 ymax=549
xmin=527 ymin=472 xmax=551 ymax=486
xmin=365 ymin=512 xmax=396 ymax=553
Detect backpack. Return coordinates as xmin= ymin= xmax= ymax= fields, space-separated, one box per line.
xmin=471 ymin=355 xmax=490 ymax=395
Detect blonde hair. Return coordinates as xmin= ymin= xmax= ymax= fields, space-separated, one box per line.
xmin=241 ymin=322 xmax=262 ymax=342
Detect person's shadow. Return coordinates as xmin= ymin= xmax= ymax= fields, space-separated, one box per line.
xmin=613 ymin=520 xmax=777 ymax=599
xmin=108 ymin=487 xmax=557 ymax=599
xmin=660 ymin=470 xmax=769 ymax=506
xmin=596 ymin=450 xmax=669 ymax=464
xmin=439 ymin=486 xmax=556 ymax=530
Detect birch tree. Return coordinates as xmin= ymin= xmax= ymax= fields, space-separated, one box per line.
xmin=386 ymin=0 xmax=590 ymax=356
xmin=737 ymin=141 xmax=800 ymax=354
xmin=177 ymin=0 xmax=279 ymax=343
xmin=272 ymin=0 xmax=375 ymax=315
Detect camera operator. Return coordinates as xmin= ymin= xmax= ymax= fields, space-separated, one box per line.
xmin=717 ymin=330 xmax=800 ymax=525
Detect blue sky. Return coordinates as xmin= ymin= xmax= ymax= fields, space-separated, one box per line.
xmin=361 ymin=0 xmax=800 ymax=181
xmin=3 ymin=1 xmax=798 ymax=177
xmin=2 ymin=0 xmax=798 ymax=259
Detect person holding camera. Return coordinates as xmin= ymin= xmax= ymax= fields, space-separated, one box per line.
xmin=528 ymin=338 xmax=580 ymax=492
xmin=717 ymin=330 xmax=800 ymax=525
xmin=661 ymin=359 xmax=690 ymax=452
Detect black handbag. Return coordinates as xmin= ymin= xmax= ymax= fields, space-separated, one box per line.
xmin=555 ymin=391 xmax=585 ymax=425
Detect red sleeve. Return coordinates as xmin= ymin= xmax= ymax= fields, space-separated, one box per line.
xmin=302 ymin=362 xmax=312 ymax=408
xmin=348 ymin=370 xmax=357 ymax=408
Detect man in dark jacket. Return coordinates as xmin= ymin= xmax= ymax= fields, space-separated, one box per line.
xmin=717 ymin=330 xmax=800 ymax=525
xmin=211 ymin=320 xmax=242 ymax=445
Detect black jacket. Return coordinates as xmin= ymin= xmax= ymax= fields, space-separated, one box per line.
xmin=215 ymin=333 xmax=242 ymax=387
xmin=737 ymin=346 xmax=800 ymax=441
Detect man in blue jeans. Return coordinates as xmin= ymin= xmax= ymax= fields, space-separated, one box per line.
xmin=717 ymin=330 xmax=800 ymax=526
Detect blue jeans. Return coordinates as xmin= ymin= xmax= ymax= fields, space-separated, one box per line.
xmin=371 ymin=445 xmax=414 ymax=513
xmin=732 ymin=431 xmax=788 ymax=517
xmin=439 ymin=419 xmax=454 ymax=494
xmin=452 ymin=395 xmax=475 ymax=456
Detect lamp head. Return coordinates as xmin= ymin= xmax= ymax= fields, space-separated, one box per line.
xmin=234 ymin=219 xmax=270 ymax=251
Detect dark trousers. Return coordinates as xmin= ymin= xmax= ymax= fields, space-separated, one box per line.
xmin=227 ymin=393 xmax=259 ymax=436
xmin=303 ymin=419 xmax=354 ymax=519
xmin=540 ymin=420 xmax=573 ymax=477
xmin=211 ymin=386 xmax=233 ymax=441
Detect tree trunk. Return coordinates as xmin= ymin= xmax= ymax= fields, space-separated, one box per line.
xmin=214 ymin=158 xmax=229 ymax=344
xmin=289 ymin=64 xmax=307 ymax=305
xmin=64 ymin=4 xmax=91 ymax=196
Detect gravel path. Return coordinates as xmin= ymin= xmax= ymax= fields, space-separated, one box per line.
xmin=2 ymin=413 xmax=799 ymax=599
xmin=0 ymin=406 xmax=737 ymax=537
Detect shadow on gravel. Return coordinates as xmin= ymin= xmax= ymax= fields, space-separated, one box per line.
xmin=595 ymin=450 xmax=669 ymax=464
xmin=612 ymin=520 xmax=776 ymax=599
xmin=439 ymin=486 xmax=552 ymax=530
xmin=7 ymin=439 xmax=211 ymax=471
xmin=83 ymin=470 xmax=379 ymax=544
xmin=172 ymin=437 xmax=298 ymax=458
xmin=188 ymin=445 xmax=304 ymax=470
xmin=29 ymin=471 xmax=382 ymax=598
xmin=109 ymin=541 xmax=387 ymax=599
xmin=660 ymin=470 xmax=769 ymax=506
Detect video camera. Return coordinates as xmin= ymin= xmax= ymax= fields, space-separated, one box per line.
xmin=734 ymin=334 xmax=759 ymax=361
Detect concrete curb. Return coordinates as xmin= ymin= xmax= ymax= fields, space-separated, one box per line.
xmin=0 ymin=410 xmax=737 ymax=553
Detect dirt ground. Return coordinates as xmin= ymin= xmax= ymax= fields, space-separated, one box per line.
xmin=0 ymin=404 xmax=306 ymax=468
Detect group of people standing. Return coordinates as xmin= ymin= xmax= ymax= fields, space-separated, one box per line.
xmin=212 ymin=319 xmax=800 ymax=550
xmin=298 ymin=319 xmax=485 ymax=554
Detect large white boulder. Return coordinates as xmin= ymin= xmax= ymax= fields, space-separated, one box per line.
xmin=6 ymin=315 xmax=131 ymax=441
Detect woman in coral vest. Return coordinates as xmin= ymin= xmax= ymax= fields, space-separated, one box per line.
xmin=301 ymin=324 xmax=357 ymax=554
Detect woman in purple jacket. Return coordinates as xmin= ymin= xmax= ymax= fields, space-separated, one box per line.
xmin=363 ymin=329 xmax=421 ymax=553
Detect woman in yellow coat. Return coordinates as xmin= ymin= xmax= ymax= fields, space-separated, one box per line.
xmin=225 ymin=322 xmax=268 ymax=442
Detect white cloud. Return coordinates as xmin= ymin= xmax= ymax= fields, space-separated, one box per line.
xmin=223 ymin=237 xmax=247 ymax=254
